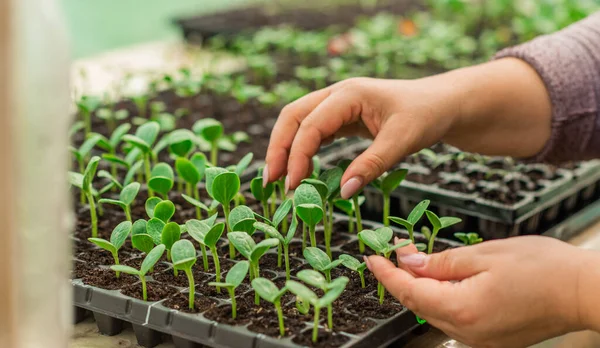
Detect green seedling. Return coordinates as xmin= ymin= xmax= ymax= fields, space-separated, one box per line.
xmin=253 ymin=204 xmax=298 ymax=279
xmin=168 ymin=129 xmax=196 ymax=158
xmin=183 ymin=215 xmax=219 ymax=271
xmin=389 ymin=200 xmax=430 ymax=243
xmin=88 ymin=221 xmax=132 ymax=278
xmin=176 ymin=152 xmax=207 ymax=219
xmin=186 ymin=220 xmax=225 ymax=290
xmin=293 ymin=183 xmax=324 ymax=249
xmin=253 ymin=198 xmax=294 ymax=269
xmin=206 ymin=168 xmax=240 ymax=259
xmin=286 ymin=276 xmax=348 ymax=343
xmin=251 ymin=175 xmax=275 ymax=219
xmin=333 ymin=196 xmax=365 ymax=234
xmin=70 ymin=134 xmax=102 ymax=203
xmin=358 ymin=227 xmax=412 ymax=303
xmin=68 ymin=156 xmax=101 ymax=237
xmin=317 ymin=168 xmax=343 ymax=257
xmin=208 ymin=260 xmax=250 ymax=319
xmin=171 ymin=239 xmax=197 ymax=309
xmin=338 ymin=159 xmax=366 ymax=253
xmin=193 ymin=118 xmax=223 ymax=165
xmin=96 ymin=107 xmax=129 ymax=133
xmin=296 ymin=270 xmax=348 ymax=332
xmin=227 ymin=232 xmax=279 ymax=304
xmin=371 ymin=169 xmax=408 ymax=226
xmin=425 ymin=211 xmax=462 ymax=254
xmin=228 ymin=205 xmax=257 ymax=235
xmin=76 ymin=95 xmax=101 ymax=136
xmin=132 ymin=94 xmax=150 ymax=118
xmin=92 ymin=123 xmax=131 ymax=177
xmin=303 ymin=247 xmax=342 ymax=283
xmin=131 ymin=219 xmax=155 ymax=255
xmin=148 ymin=162 xmax=174 ymax=199
xmin=111 ymin=244 xmax=165 ymax=301
xmin=454 ymin=232 xmax=483 ymax=245
xmin=251 ymin=278 xmax=288 ymax=336
xmin=122 ymin=121 xmax=160 ymax=195
xmin=162 ymin=222 xmax=182 ymax=274
xmin=98 ymin=182 xmax=140 ymax=221
xmin=338 ymin=254 xmax=367 ymax=288
xmin=294 ymin=66 xmax=329 ymax=90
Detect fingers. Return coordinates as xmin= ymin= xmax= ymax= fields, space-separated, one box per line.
xmin=265 ymin=88 xmax=332 ymax=184
xmin=286 ymin=89 xmax=363 ymax=189
xmin=394 ymin=237 xmax=420 ymax=276
xmin=405 ymin=247 xmax=486 ymax=281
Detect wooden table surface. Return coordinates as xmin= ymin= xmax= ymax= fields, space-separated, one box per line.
xmin=69 ymin=41 xmax=600 ymax=348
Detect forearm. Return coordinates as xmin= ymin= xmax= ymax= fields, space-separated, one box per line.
xmin=580 ymin=250 xmax=600 ymax=332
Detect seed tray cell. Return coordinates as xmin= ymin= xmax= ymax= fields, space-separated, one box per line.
xmin=72 ymin=214 xmax=460 ymax=348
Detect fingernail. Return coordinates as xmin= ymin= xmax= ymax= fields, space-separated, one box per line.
xmin=340 ymin=177 xmax=363 ymax=199
xmin=285 ymin=176 xmax=290 ymax=194
xmin=363 ymin=256 xmax=372 ymax=271
xmin=399 ymin=254 xmax=426 ymax=267
xmin=262 ymin=164 xmax=269 ymax=187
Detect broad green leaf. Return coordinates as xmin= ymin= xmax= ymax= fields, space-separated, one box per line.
xmin=131 ymin=219 xmax=147 ymax=236
xmin=135 ymin=121 xmax=160 ymax=145
xmin=384 ymin=239 xmax=413 ymax=253
xmin=229 ymin=205 xmax=257 ymax=234
xmin=250 ymin=238 xmax=279 ymax=263
xmin=190 ymin=153 xmax=207 ymax=180
xmin=285 ymin=211 xmax=299 ymax=244
xmin=376 ymin=227 xmax=394 ymax=244
xmin=79 ymin=134 xmax=103 ymax=157
xmin=323 ymin=259 xmax=343 ymax=271
xmin=294 ymin=183 xmax=323 ymax=207
xmin=250 ymin=177 xmax=274 ymax=202
xmin=171 ymin=239 xmax=197 ymax=270
xmin=358 ymin=229 xmax=387 ymax=253
xmin=407 ymin=200 xmax=430 ymax=225
xmin=141 ymin=244 xmax=166 ymax=275
xmin=296 ymin=204 xmax=323 ymax=227
xmin=336 ymin=159 xmax=352 ymax=171
xmin=381 ymin=169 xmax=408 ymax=195
xmin=161 ymin=222 xmax=181 ymax=250
xmin=110 ymin=265 xmax=140 ymax=276
xmin=185 ymin=219 xmax=211 ymax=244
xmin=82 ymin=156 xmax=101 ymax=192
xmin=145 ymin=197 xmax=162 ymax=218
xmin=425 ymin=211 xmax=441 ymax=230
xmin=389 ymin=216 xmax=412 ymax=230
xmin=124 ymin=160 xmax=143 ymax=186
xmin=110 ymin=221 xmax=132 ymax=250
xmin=97 ymin=198 xmax=126 ymax=210
xmin=109 ymin=123 xmax=132 ymax=149
xmin=319 ymin=167 xmax=343 ymax=199
xmin=303 ymin=247 xmax=330 ymax=271
xmin=147 ymin=218 xmax=166 ymax=245
xmin=98 ymin=170 xmax=123 ymax=190
xmin=205 ymin=167 xmax=228 ymax=199
xmin=149 ymin=163 xmax=174 ymax=196
xmin=88 ymin=238 xmax=116 ymax=254
xmin=123 ymin=135 xmax=151 ymax=153
xmin=227 ymin=232 xmax=255 ymax=259
xmin=421 ymin=226 xmax=432 ymax=240
xmin=317 ymin=277 xmax=348 ymax=307
xmin=333 ymin=199 xmax=353 ymax=215
xmin=272 ymin=199 xmax=293 ymax=229
xmin=202 ymin=213 xmax=218 ymax=227
xmin=234 ymin=153 xmax=254 ymax=176
xmin=286 ymin=280 xmax=317 ymax=304
xmin=168 ymin=129 xmax=195 ymax=157
xmin=225 ymin=260 xmax=249 ymax=288
xmin=120 ymin=182 xmax=140 ymax=206
xmin=253 ymin=222 xmax=283 ymax=243
xmin=175 ymin=158 xmax=200 ymax=186
xmin=296 ymin=270 xmax=326 ymax=289
xmin=193 ymin=118 xmax=223 ymax=142
xmin=68 ymin=172 xmax=84 ymax=189
xmin=300 ymin=179 xmax=327 ymax=202
xmin=181 ymin=194 xmax=209 ymax=211
xmin=132 ymin=234 xmax=155 ymax=254
xmin=415 ymin=243 xmax=427 ymax=252
xmin=204 ymin=222 xmax=225 ymax=247
xmin=440 ymin=217 xmax=462 ymax=228
xmin=154 ymin=200 xmax=175 ymax=223
xmin=339 ymin=254 xmax=365 ymax=271
xmin=212 ymin=172 xmax=240 ymax=205
xmin=251 ymin=277 xmax=280 ymax=303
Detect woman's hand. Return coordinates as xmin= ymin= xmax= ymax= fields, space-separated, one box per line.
xmin=263 ymin=58 xmax=552 ymax=198
xmin=365 ymin=236 xmax=599 ymax=348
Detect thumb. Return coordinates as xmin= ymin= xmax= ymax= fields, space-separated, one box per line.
xmin=398 ymin=248 xmax=485 ymax=281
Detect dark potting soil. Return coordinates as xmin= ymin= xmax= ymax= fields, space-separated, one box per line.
xmin=75 ymin=250 xmax=131 ymax=268
xmin=259 ymin=253 xmax=305 ymax=272
xmin=120 ymin=282 xmax=179 ymax=302
xmin=331 ymin=314 xmax=377 ymax=335
xmin=151 ymin=267 xmax=214 ymax=287
xmin=81 ymin=268 xmax=137 ymax=290
xmin=292 ymin=329 xmax=351 ymax=348
xmin=347 ymin=296 xmax=402 ymax=320
xmin=247 ymin=315 xmax=304 ymax=338
xmin=203 ymin=303 xmax=261 ymax=326
xmin=162 ymin=292 xmax=218 ymax=313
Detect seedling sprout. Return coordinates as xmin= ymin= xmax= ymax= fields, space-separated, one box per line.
xmin=171 ymin=239 xmax=198 ymax=309
xmin=206 ymin=168 xmax=241 ymax=258
xmin=122 ymin=121 xmax=160 ymax=195
xmin=454 ymin=232 xmax=483 ymax=245
xmin=371 ymin=169 xmax=408 ymax=226
xmin=250 ymin=175 xmax=275 ymax=219
xmin=98 ymin=182 xmax=140 ymax=221
xmin=425 ymin=211 xmax=462 ymax=254
xmin=110 ymin=244 xmax=166 ymax=301
xmin=208 ymin=260 xmax=250 ymax=319
xmin=338 ymin=254 xmax=367 ymax=288
xmin=176 ymin=152 xmax=207 ymax=218
xmin=88 ymin=221 xmax=132 ymax=278
xmin=293 ymin=183 xmax=324 ymax=249
xmin=193 ymin=118 xmax=223 ymax=165
xmin=303 ymin=247 xmax=342 ymax=283
xmin=148 ymin=163 xmax=175 ymax=199
xmin=68 ymin=156 xmax=101 ymax=237
xmin=76 ymin=95 xmax=101 ymax=136
xmin=251 ymin=277 xmax=288 ymax=336
xmin=389 ymin=200 xmax=430 ymax=243
xmin=186 ymin=220 xmax=225 ymax=290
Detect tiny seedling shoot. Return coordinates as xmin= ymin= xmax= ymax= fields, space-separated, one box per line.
xmin=296 ymin=270 xmax=348 ymax=332
xmin=293 ymin=183 xmax=324 ymax=249
xmin=122 ymin=121 xmax=160 ymax=195
xmin=286 ymin=276 xmax=348 ymax=343
xmin=88 ymin=221 xmax=132 ymax=278
xmin=186 ymin=220 xmax=225 ymax=289
xmin=389 ymin=200 xmax=430 ymax=243
xmin=148 ymin=162 xmax=175 ymax=199
xmin=316 ymin=168 xmax=343 ymax=258
xmin=98 ymin=182 xmax=141 ymax=221
xmin=303 ymin=247 xmax=343 ymax=283
xmin=206 ymin=167 xmax=240 ymax=259
xmin=454 ymin=232 xmax=483 ymax=245
xmin=131 ymin=219 xmax=155 ymax=255
xmin=333 ymin=196 xmax=365 ymax=234
xmin=251 ymin=277 xmax=289 ymax=336
xmin=250 ymin=174 xmax=275 ymax=219
xmin=110 ymin=244 xmax=166 ymax=301
xmin=162 ymin=222 xmax=182 ymax=275
xmin=425 ymin=210 xmax=462 ymax=254
xmin=193 ymin=118 xmax=223 ymax=165
xmin=176 ymin=152 xmax=207 ymax=219
xmin=253 ymin=198 xmax=294 ymax=267
xmin=338 ymin=254 xmax=367 ymax=288
xmin=68 ymin=156 xmax=101 ymax=237
xmin=371 ymin=169 xmax=408 ymax=226
xmin=208 ymin=260 xmax=250 ymax=319
xmin=358 ymin=227 xmax=412 ymax=304
xmin=171 ymin=239 xmax=197 ymax=309
xmin=227 ymin=232 xmax=279 ymax=304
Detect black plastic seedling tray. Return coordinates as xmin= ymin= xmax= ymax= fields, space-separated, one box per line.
xmin=320 ymin=141 xmax=600 ymax=240
xmin=72 ymin=214 xmax=460 ymax=348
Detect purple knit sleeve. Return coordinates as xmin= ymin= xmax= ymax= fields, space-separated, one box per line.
xmin=494 ymin=12 xmax=600 ymax=163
